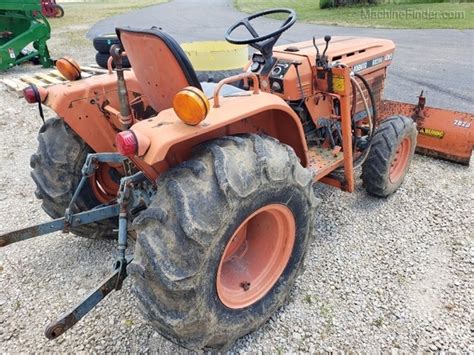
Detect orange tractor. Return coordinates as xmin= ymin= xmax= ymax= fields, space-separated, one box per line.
xmin=1 ymin=8 xmax=472 ymax=351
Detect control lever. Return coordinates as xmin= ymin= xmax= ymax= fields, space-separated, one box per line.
xmin=313 ymin=36 xmax=322 ymax=67
xmin=322 ymin=35 xmax=331 ymax=58
xmin=313 ymin=35 xmax=332 ymax=69
xmin=291 ymin=61 xmax=306 ymax=110
xmin=291 ymin=61 xmax=304 ymax=97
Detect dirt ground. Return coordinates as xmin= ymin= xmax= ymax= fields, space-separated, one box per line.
xmin=0 ymin=12 xmax=473 ymax=353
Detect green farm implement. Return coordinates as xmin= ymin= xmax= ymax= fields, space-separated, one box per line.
xmin=0 ymin=0 xmax=52 ymax=71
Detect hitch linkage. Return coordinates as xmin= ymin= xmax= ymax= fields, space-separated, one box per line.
xmin=0 ymin=152 xmax=153 ymax=339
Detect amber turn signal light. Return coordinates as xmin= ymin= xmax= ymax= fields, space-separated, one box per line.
xmin=56 ymin=56 xmax=82 ymax=81
xmin=173 ymin=86 xmax=210 ymax=126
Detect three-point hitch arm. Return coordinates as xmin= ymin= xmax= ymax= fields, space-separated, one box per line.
xmin=0 ymin=152 xmax=154 ymax=339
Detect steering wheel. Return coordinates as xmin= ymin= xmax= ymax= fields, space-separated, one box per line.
xmin=225 ymin=8 xmax=296 ymax=60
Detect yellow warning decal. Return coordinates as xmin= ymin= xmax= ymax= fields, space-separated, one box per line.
xmin=418 ymin=127 xmax=445 ymax=139
xmin=332 ymin=74 xmax=345 ymax=94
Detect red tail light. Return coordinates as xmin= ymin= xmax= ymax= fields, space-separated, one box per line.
xmin=23 ymin=86 xmax=39 ymax=104
xmin=116 ymin=130 xmax=138 ymax=156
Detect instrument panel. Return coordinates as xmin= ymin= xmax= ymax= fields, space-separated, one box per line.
xmin=249 ymin=53 xmax=292 ymax=94
xmin=269 ymin=60 xmax=291 ymax=93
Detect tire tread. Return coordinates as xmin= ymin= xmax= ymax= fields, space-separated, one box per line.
xmin=130 ymin=134 xmax=316 ymax=350
xmin=361 ymin=115 xmax=417 ymax=197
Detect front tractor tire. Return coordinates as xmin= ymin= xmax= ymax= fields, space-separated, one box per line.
xmin=30 ymin=118 xmax=117 ymax=239
xmin=362 ymin=115 xmax=417 ymax=197
xmin=129 ymin=135 xmax=317 ymax=351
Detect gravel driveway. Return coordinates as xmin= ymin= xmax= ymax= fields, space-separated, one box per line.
xmin=1 ymin=2 xmax=473 ymax=353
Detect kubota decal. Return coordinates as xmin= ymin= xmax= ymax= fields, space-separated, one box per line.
xmin=353 ymin=56 xmax=385 ymax=73
xmin=418 ymin=127 xmax=445 ymax=139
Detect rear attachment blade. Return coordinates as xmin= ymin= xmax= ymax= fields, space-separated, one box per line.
xmin=380 ymin=97 xmax=473 ymax=165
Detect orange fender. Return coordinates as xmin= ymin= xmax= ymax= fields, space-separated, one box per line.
xmin=130 ymin=91 xmax=308 ymax=180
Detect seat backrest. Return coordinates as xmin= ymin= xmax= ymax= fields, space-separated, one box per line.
xmin=117 ymin=27 xmax=201 ymax=112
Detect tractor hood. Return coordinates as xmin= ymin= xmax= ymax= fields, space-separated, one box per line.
xmin=275 ymin=36 xmax=395 ymax=73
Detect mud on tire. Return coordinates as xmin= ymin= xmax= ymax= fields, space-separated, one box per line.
xmin=30 ymin=118 xmax=116 ymax=239
xmin=362 ymin=115 xmax=417 ymax=197
xmin=129 ymin=134 xmax=318 ymax=351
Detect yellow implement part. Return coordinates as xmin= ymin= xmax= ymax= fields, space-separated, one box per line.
xmin=181 ymin=41 xmax=248 ymax=71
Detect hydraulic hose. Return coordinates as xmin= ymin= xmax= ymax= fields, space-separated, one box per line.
xmin=352 ymin=72 xmax=377 ymax=168
xmin=319 ymin=60 xmax=381 ymax=175
xmin=350 ymin=76 xmax=373 ymax=168
xmin=354 ymin=72 xmax=377 ymax=135
xmin=331 ymin=63 xmax=377 ymax=172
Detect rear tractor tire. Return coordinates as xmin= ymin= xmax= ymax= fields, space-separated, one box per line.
xmin=129 ymin=134 xmax=318 ymax=351
xmin=30 ymin=118 xmax=118 ymax=239
xmin=362 ymin=115 xmax=417 ymax=197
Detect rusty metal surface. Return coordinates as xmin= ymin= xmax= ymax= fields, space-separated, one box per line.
xmin=44 ymin=264 xmax=126 ymax=340
xmin=0 ymin=218 xmax=64 ymax=247
xmin=0 ymin=204 xmax=120 ymax=248
xmin=415 ymin=146 xmax=470 ymax=165
xmin=2 ymin=155 xmax=148 ymax=340
xmin=308 ymin=146 xmax=344 ymax=181
xmin=43 ymin=168 xmax=147 ymax=339
xmin=379 ymin=99 xmax=473 ymax=165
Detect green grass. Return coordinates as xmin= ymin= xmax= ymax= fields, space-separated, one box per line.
xmin=43 ymin=0 xmax=167 ymax=57
xmin=48 ymin=1 xmax=166 ymax=44
xmin=51 ymin=0 xmax=166 ymax=31
xmin=234 ymin=0 xmax=474 ymax=29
